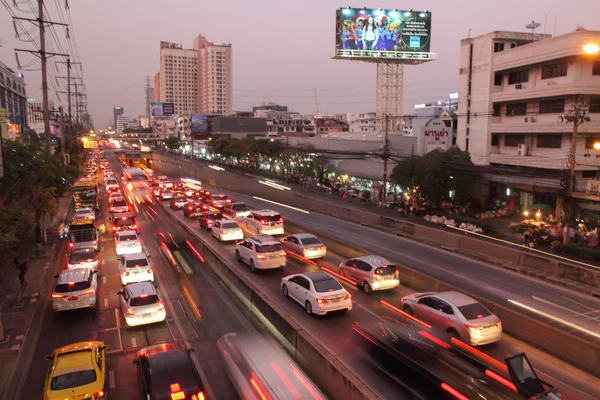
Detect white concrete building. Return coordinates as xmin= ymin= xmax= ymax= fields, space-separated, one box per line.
xmin=116 ymin=115 xmax=129 ymax=134
xmin=194 ymin=35 xmax=233 ymax=115
xmin=159 ymin=42 xmax=198 ymax=116
xmin=175 ymin=115 xmax=190 ymax=139
xmin=457 ymin=30 xmax=600 ymax=209
xmin=255 ymin=110 xmax=315 ymax=137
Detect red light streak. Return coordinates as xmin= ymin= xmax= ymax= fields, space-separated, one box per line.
xmin=450 ymin=338 xmax=508 ymax=374
xmin=161 ymin=241 xmax=177 ymax=266
xmin=321 ymin=266 xmax=358 ymax=286
xmin=285 ymin=250 xmax=317 ymax=266
xmin=418 ymin=330 xmax=451 ymax=349
xmin=147 ymin=205 xmax=157 ymax=215
xmin=145 ymin=210 xmax=155 ymax=221
xmin=485 ymin=369 xmax=517 ymax=392
xmin=352 ymin=326 xmax=379 ymax=346
xmin=183 ymin=286 xmax=202 ymax=319
xmin=186 ymin=240 xmax=205 ymax=262
xmin=380 ymin=300 xmax=432 ymax=329
xmin=290 ymin=365 xmax=323 ymax=400
xmin=441 ymin=383 xmax=469 ymax=400
xmin=250 ymin=375 xmax=271 ymax=400
xmin=270 ymin=363 xmax=302 ymax=399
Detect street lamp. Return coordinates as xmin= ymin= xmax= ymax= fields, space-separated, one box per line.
xmin=583 ymin=43 xmax=600 ymax=54
xmin=593 ymin=142 xmax=600 ymax=150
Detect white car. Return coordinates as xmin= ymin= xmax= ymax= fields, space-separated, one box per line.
xmin=235 ymin=235 xmax=286 ymax=272
xmin=51 ymin=268 xmax=98 ymax=313
xmin=119 ymin=253 xmax=154 ymax=286
xmin=243 ymin=210 xmax=284 ymax=236
xmin=110 ymin=197 xmax=129 ymax=214
xmin=212 ymin=220 xmax=244 ymax=242
xmin=280 ymin=233 xmax=327 ymax=259
xmin=118 ymin=282 xmax=166 ymax=327
xmin=105 ymin=177 xmax=119 ymax=192
xmin=281 ymin=272 xmax=351 ymax=316
xmin=73 ymin=207 xmax=95 ymax=221
xmin=67 ymin=247 xmax=99 ymax=272
xmin=115 ymin=231 xmax=142 ymax=256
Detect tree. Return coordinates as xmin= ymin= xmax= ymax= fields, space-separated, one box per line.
xmin=165 ymin=135 xmax=180 ymax=151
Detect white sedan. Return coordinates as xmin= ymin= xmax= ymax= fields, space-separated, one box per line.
xmin=280 ymin=233 xmax=327 ymax=259
xmin=212 ymin=220 xmax=244 ymax=242
xmin=281 ymin=271 xmax=352 ymax=316
xmin=115 ymin=231 xmax=143 ymax=256
xmin=74 ymin=207 xmax=96 ymax=221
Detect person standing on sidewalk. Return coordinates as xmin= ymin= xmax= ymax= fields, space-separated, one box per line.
xmin=14 ymin=257 xmax=28 ymax=288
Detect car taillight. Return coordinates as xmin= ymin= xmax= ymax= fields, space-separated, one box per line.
xmin=92 ymin=390 xmax=105 ymax=399
xmin=51 ymin=293 xmax=64 ymax=299
xmin=279 ymin=251 xmax=286 ymax=256
xmin=158 ymin=301 xmax=165 ymax=310
xmin=67 ymin=263 xmax=75 ymax=269
xmin=170 ymin=383 xmax=185 ymax=400
xmin=147 ymin=268 xmax=153 ymax=274
xmin=226 ymin=199 xmax=231 ymax=203
xmin=126 ymin=307 xmax=134 ymax=315
xmin=123 ymin=270 xmax=130 ymax=276
xmin=188 ymin=206 xmax=193 ymax=210
xmin=496 ymin=321 xmax=502 ymax=327
xmin=344 ymin=293 xmax=351 ymax=300
xmin=191 ymin=392 xmax=206 ymax=400
xmin=278 ymin=217 xmax=283 ymax=223
xmin=260 ymin=219 xmax=268 ymax=225
xmin=316 ymin=298 xmax=327 ymax=304
xmin=81 ymin=288 xmax=94 ymax=295
xmin=69 ymin=242 xmax=74 ymax=248
xmin=319 ymin=245 xmax=326 ymax=250
xmin=113 ymin=226 xmax=118 ymax=231
xmin=465 ymin=325 xmax=479 ymax=332
xmin=134 ymin=242 xmax=140 ymax=246
xmin=257 ymin=254 xmax=266 ymax=259
xmin=117 ymin=243 xmax=124 ymax=247
xmin=132 ymin=225 xmax=137 ymax=229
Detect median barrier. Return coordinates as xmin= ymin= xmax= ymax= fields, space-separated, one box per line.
xmin=156 ymin=200 xmax=382 ymax=400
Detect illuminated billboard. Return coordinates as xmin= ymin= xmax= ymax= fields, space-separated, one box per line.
xmin=190 ymin=114 xmax=208 ymax=134
xmin=335 ymin=8 xmax=433 ymax=62
xmin=163 ymin=103 xmax=174 ymax=116
xmin=151 ymin=102 xmax=164 ymax=117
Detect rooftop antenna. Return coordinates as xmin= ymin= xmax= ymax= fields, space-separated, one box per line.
xmin=526 ymin=21 xmax=542 ymax=41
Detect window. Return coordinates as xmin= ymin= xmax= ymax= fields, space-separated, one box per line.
xmin=590 ymin=98 xmax=600 ymax=113
xmin=593 ymin=61 xmax=600 ymax=76
xmin=491 ymin=134 xmax=499 ymax=146
xmin=542 ymin=62 xmax=568 ymax=79
xmin=504 ymin=135 xmax=525 ymax=147
xmin=537 ymin=135 xmax=562 ymax=149
xmin=494 ymin=42 xmax=505 ymax=53
xmin=494 ymin=73 xmax=502 ymax=86
xmin=508 ymin=70 xmax=529 ymax=84
xmin=458 ymin=302 xmax=492 ymax=320
xmin=582 ymin=170 xmax=597 ymax=178
xmin=506 ymin=102 xmax=527 ymax=116
xmin=493 ymin=103 xmax=501 ymax=116
xmin=539 ymin=99 xmax=565 ymax=114
xmin=585 ymin=137 xmax=600 ymax=149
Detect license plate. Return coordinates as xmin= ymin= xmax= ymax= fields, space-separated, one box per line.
xmin=68 ymin=296 xmax=78 ymax=301
xmin=141 ymin=313 xmax=152 ymax=318
xmin=330 ymin=298 xmax=341 ymax=303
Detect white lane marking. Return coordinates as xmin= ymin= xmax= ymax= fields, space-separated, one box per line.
xmin=558 ymin=295 xmax=596 ymax=312
xmin=102 ymin=276 xmax=107 ymax=284
xmin=536 ymin=369 xmax=599 ymax=399
xmin=173 ymin=251 xmax=194 ymax=275
xmin=531 ymin=296 xmax=596 ymax=320
xmin=104 ymin=298 xmax=108 ymax=308
xmin=508 ymin=299 xmax=600 ymax=340
xmin=252 ymin=196 xmax=310 ymax=214
xmin=131 ymin=337 xmax=136 ymax=347
xmin=109 ymin=370 xmax=115 ymax=389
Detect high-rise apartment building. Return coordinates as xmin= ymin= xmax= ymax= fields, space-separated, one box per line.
xmin=113 ymin=106 xmax=123 ymax=129
xmin=153 ymin=73 xmax=161 ymax=103
xmin=159 ymin=41 xmax=198 ymax=116
xmin=193 ymin=35 xmax=232 ymax=115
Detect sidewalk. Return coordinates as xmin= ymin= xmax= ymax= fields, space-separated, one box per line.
xmin=0 ymin=196 xmax=71 ymax=399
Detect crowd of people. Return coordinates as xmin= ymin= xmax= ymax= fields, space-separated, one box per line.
xmin=341 ymin=15 xmax=403 ymax=51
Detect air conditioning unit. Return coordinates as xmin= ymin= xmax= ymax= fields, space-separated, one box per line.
xmin=517 ymin=144 xmax=529 ymax=156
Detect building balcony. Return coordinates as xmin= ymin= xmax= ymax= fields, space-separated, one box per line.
xmin=489 ymin=114 xmax=600 ymax=134
xmin=490 ymin=82 xmax=600 ymax=103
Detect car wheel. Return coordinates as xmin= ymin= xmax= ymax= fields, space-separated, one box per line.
xmin=235 ymin=250 xmax=242 ymax=262
xmin=403 ymin=305 xmax=414 ymax=315
xmin=282 ymin=284 xmax=289 ymax=297
xmin=250 ymin=259 xmax=257 ymax=273
xmin=305 ymin=301 xmax=312 ymax=315
xmin=363 ymin=282 xmax=372 ymax=294
xmin=447 ymin=328 xmax=459 ymax=339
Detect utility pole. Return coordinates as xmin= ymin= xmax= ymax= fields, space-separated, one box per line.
xmin=146 ymin=76 xmax=152 ymax=128
xmin=13 ymin=1 xmax=69 ymax=155
xmin=55 ymin=59 xmax=82 ymax=127
xmin=381 ymin=114 xmax=390 ymax=208
xmin=563 ymin=104 xmax=591 ymax=244
xmin=59 ymin=106 xmax=66 ymax=165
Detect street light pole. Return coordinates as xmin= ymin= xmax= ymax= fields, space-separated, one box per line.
xmin=381 ymin=114 xmax=390 ymax=207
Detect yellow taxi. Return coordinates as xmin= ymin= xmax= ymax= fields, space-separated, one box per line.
xmin=44 ymin=341 xmax=108 ymax=400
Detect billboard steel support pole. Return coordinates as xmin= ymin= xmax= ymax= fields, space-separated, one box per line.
xmin=376 ymin=63 xmax=403 ymax=131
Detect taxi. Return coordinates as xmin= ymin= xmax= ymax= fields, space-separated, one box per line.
xmin=44 ymin=341 xmax=108 ymax=400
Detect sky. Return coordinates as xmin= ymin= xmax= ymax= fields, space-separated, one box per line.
xmin=1 ymin=0 xmax=599 ymax=129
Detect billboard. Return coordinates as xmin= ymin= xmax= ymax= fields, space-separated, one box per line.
xmin=190 ymin=114 xmax=208 ymax=134
xmin=335 ymin=8 xmax=432 ymax=60
xmin=163 ymin=103 xmax=174 ymax=116
xmin=151 ymin=102 xmax=164 ymax=117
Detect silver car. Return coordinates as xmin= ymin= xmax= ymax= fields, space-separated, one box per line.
xmin=401 ymin=291 xmax=503 ymax=346
xmin=339 ymin=255 xmax=400 ymax=293
xmin=280 ymin=233 xmax=327 ymax=259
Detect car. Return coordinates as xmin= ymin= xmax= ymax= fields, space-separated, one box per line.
xmin=73 ymin=207 xmax=95 ymax=221
xmin=222 ymin=202 xmax=251 ymax=219
xmin=135 ymin=343 xmax=207 ymax=400
xmin=208 ymin=194 xmax=231 ymax=209
xmin=108 ymin=191 xmax=122 ymax=203
xmin=183 ymin=201 xmax=209 ymax=218
xmin=43 ymin=341 xmax=108 ymax=400
xmin=280 ymin=233 xmax=327 ymax=259
xmin=172 ymin=183 xmax=185 ymax=192
xmin=51 ymin=268 xmax=98 ymax=313
xmin=119 ymin=253 xmax=154 ymax=286
xmin=401 ymin=291 xmax=503 ymax=345
xmin=159 ymin=189 xmax=174 ymax=200
xmin=242 ymin=210 xmax=284 ymax=236
xmin=170 ymin=195 xmax=188 ymax=210
xmin=114 ymin=231 xmax=143 ymax=256
xmin=66 ymin=247 xmax=99 ymax=272
xmin=109 ymin=196 xmax=129 ymax=214
xmin=155 ymin=175 xmax=168 ymax=182
xmin=235 ymin=235 xmax=286 ymax=272
xmin=117 ymin=282 xmax=166 ymax=327
xmin=281 ymin=271 xmax=351 ymax=316
xmin=338 ymin=256 xmax=400 ymax=294
xmin=184 ymin=187 xmax=202 ymax=198
xmin=212 ymin=219 xmax=244 ymax=242
xmin=160 ymin=180 xmax=174 ymax=190
xmin=199 ymin=211 xmax=223 ymax=230
xmin=105 ymin=177 xmax=119 ymax=193
xmin=112 ymin=212 xmax=137 ymax=234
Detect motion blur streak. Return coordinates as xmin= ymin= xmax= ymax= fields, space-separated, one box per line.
xmin=145 ymin=210 xmax=155 ymax=221
xmin=450 ymin=337 xmax=508 ymax=374
xmin=507 ymin=299 xmax=600 ymax=339
xmin=418 ymin=330 xmax=451 ymax=349
xmin=352 ymin=326 xmax=379 ymax=346
xmin=485 ymin=369 xmax=517 ymax=392
xmin=269 ymin=363 xmax=302 ymax=399
xmin=250 ymin=375 xmax=271 ymax=400
xmin=380 ymin=300 xmax=432 ymax=329
xmin=290 ymin=364 xmax=324 ymax=400
xmin=440 ymin=382 xmax=469 ymax=400
xmin=320 ymin=266 xmax=358 ymax=285
xmin=285 ymin=250 xmax=317 ymax=266
xmin=259 ymin=180 xmax=292 ymax=191
xmin=252 ymin=196 xmax=310 ymax=214
xmin=160 ymin=241 xmax=177 ymax=266
xmin=145 ymin=194 xmax=154 ymax=204
xmin=183 ymin=286 xmax=202 ymax=320
xmin=209 ymin=165 xmax=225 ymax=171
xmin=186 ymin=240 xmax=205 ymax=262
xmin=147 ymin=205 xmax=158 ymax=215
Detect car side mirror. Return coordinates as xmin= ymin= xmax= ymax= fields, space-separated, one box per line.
xmin=53 ymin=274 xmax=59 ymax=279
xmin=117 ymin=291 xmax=123 ymax=296
xmin=100 ymin=345 xmax=109 ymax=351
xmin=154 ymin=284 xmax=159 ymax=289
xmin=44 ymin=354 xmax=53 ymax=361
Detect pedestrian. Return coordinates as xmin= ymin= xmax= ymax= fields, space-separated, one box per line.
xmin=15 ymin=257 xmax=28 ymax=287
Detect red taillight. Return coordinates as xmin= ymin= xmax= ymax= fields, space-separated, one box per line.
xmin=344 ymin=293 xmax=351 ymax=300
xmin=466 ymin=325 xmax=478 ymax=332
xmin=81 ymin=288 xmax=94 ymax=295
xmin=260 ymin=219 xmax=268 ymax=225
xmin=69 ymin=242 xmax=74 ymax=248
xmin=278 ymin=217 xmax=283 ymax=223
xmin=123 ymin=271 xmax=129 ymax=276
xmin=316 ymin=298 xmax=327 ymax=304
xmin=126 ymin=307 xmax=134 ymax=315
xmin=257 ymin=254 xmax=266 ymax=259
xmin=188 ymin=206 xmax=193 ymax=210
xmin=226 ymin=199 xmax=231 ymax=203
xmin=250 ymin=374 xmax=272 ymax=400
xmin=319 ymin=246 xmax=326 ymax=250
xmin=170 ymin=383 xmax=185 ymax=400
xmin=279 ymin=251 xmax=286 ymax=256
xmin=51 ymin=293 xmax=64 ymax=299
xmin=113 ymin=226 xmax=118 ymax=231
xmin=158 ymin=301 xmax=165 ymax=310
xmin=92 ymin=390 xmax=105 ymax=399
xmin=67 ymin=263 xmax=75 ymax=269
xmin=132 ymin=225 xmax=137 ymax=229
xmin=191 ymin=392 xmax=206 ymax=400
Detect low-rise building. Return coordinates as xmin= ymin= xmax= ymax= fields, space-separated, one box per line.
xmin=254 ymin=110 xmax=315 ymax=137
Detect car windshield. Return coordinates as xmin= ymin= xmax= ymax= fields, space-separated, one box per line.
xmin=112 ymin=200 xmax=127 ymax=207
xmin=125 ymin=258 xmax=149 ymax=269
xmin=206 ymin=213 xmax=222 ymax=220
xmin=116 ymin=218 xmax=135 ymax=226
xmin=75 ymin=209 xmax=91 ymax=216
xmin=232 ymin=204 xmax=247 ymax=210
xmin=458 ymin=302 xmax=492 ymax=320
xmin=260 ymin=214 xmax=281 ymax=222
xmin=313 ymin=278 xmax=343 ymax=293
xmin=300 ymin=236 xmax=321 ymax=246
xmin=55 ymin=281 xmax=91 ymax=293
xmin=131 ymin=294 xmax=160 ymax=307
xmin=107 ymin=179 xmax=117 ymax=185
xmin=256 ymin=243 xmax=283 ymax=253
xmin=375 ymin=265 xmax=397 ymax=275
xmin=120 ymin=233 xmax=137 ymax=241
xmin=70 ymin=250 xmax=96 ymax=263
xmin=50 ymin=369 xmax=97 ymax=390
xmin=222 ymin=221 xmax=239 ymax=229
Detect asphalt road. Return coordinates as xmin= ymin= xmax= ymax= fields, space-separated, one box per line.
xmin=12 ymin=158 xmax=257 ymax=400
xmin=156 ymin=178 xmax=600 ymax=400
